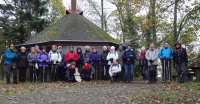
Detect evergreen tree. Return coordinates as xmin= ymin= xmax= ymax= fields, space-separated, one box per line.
xmin=0 ymin=0 xmax=49 ymax=43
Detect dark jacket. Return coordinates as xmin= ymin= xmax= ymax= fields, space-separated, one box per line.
xmin=123 ymin=48 xmax=136 ymax=64
xmin=17 ymin=52 xmax=28 ymax=68
xmin=173 ymin=48 xmax=188 ymax=64
xmin=89 ymin=52 xmax=102 ymax=64
xmin=101 ymin=50 xmax=109 ymax=64
xmin=84 ymin=50 xmax=90 ymax=62
xmin=77 ymin=48 xmax=84 ymax=64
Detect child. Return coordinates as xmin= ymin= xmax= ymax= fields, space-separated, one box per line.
xmin=81 ymin=61 xmax=93 ymax=81
xmin=109 ymin=59 xmax=121 ymax=81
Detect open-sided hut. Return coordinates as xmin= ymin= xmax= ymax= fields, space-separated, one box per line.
xmin=19 ymin=0 xmax=118 ymax=50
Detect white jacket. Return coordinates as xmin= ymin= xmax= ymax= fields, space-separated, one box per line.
xmin=106 ymin=51 xmax=119 ymax=65
xmin=49 ymin=51 xmax=62 ymax=63
xmin=145 ymin=49 xmax=159 ymax=65
xmin=109 ymin=64 xmax=121 ymax=77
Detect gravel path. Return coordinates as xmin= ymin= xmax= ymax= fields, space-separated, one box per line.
xmin=0 ymin=81 xmax=163 ymax=104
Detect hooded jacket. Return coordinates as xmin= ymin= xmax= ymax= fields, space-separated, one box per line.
xmin=122 ymin=48 xmax=136 ymax=64
xmin=27 ymin=52 xmax=38 ymax=66
xmin=77 ymin=48 xmax=84 ymax=64
xmin=2 ymin=49 xmax=17 ymax=65
xmin=37 ymin=52 xmax=49 ymax=68
xmin=106 ymin=51 xmax=119 ymax=65
xmin=145 ymin=48 xmax=159 ymax=65
xmin=49 ymin=50 xmax=62 ymax=64
xmin=173 ymin=47 xmax=188 ymax=64
xmin=159 ymin=47 xmax=173 ymax=59
xmin=89 ymin=52 xmax=102 ymax=64
xmin=64 ymin=51 xmax=79 ymax=63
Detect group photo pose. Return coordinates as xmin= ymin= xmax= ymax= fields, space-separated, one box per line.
xmin=0 ymin=42 xmax=189 ymax=84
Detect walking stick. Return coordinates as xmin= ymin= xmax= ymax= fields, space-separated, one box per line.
xmin=43 ymin=66 xmax=45 ymax=83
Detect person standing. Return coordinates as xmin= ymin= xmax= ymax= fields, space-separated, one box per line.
xmin=49 ymin=45 xmax=62 ymax=81
xmin=89 ymin=47 xmax=102 ymax=80
xmin=0 ymin=44 xmax=17 ymax=84
xmin=145 ymin=43 xmax=159 ymax=83
xmin=101 ymin=46 xmax=109 ymax=80
xmin=37 ymin=47 xmax=49 ymax=82
xmin=27 ymin=47 xmax=38 ymax=82
xmin=84 ymin=46 xmax=91 ymax=62
xmin=57 ymin=46 xmax=65 ymax=81
xmin=138 ymin=47 xmax=148 ymax=80
xmin=76 ymin=47 xmax=84 ymax=73
xmin=123 ymin=45 xmax=136 ymax=82
xmin=173 ymin=43 xmax=188 ymax=83
xmin=159 ymin=43 xmax=173 ymax=82
xmin=17 ymin=46 xmax=28 ymax=82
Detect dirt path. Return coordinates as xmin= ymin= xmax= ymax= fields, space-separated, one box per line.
xmin=0 ymin=81 xmax=199 ymax=104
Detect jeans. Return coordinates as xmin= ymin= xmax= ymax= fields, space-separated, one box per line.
xmin=124 ymin=64 xmax=134 ymax=81
xmin=3 ymin=64 xmax=17 ymax=84
xmin=161 ymin=59 xmax=172 ymax=81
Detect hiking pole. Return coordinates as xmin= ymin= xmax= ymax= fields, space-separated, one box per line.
xmin=43 ymin=66 xmax=45 ymax=83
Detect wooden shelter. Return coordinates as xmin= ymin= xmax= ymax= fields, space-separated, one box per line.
xmin=19 ymin=0 xmax=118 ymax=48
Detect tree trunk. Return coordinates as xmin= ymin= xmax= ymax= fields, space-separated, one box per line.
xmin=101 ymin=0 xmax=104 ymax=30
xmin=150 ymin=0 xmax=157 ymax=42
xmin=173 ymin=0 xmax=178 ymax=44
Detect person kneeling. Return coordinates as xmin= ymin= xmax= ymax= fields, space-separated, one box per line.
xmin=81 ymin=62 xmax=93 ymax=81
xmin=109 ymin=60 xmax=121 ymax=82
xmin=67 ymin=62 xmax=81 ymax=82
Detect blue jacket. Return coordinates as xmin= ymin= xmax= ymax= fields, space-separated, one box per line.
xmin=37 ymin=52 xmax=49 ymax=68
xmin=2 ymin=49 xmax=17 ymax=65
xmin=89 ymin=52 xmax=101 ymax=64
xmin=159 ymin=47 xmax=173 ymax=59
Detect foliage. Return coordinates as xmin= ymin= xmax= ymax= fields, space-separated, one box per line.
xmin=49 ymin=0 xmax=66 ymax=22
xmin=0 ymin=0 xmax=49 ymax=43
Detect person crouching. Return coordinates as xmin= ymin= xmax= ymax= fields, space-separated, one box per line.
xmin=67 ymin=62 xmax=77 ymax=82
xmin=109 ymin=59 xmax=121 ymax=82
xmin=81 ymin=61 xmax=93 ymax=81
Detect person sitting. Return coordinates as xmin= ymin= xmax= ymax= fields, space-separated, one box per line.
xmin=109 ymin=59 xmax=122 ymax=82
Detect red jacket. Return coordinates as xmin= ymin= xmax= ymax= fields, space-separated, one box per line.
xmin=64 ymin=51 xmax=79 ymax=63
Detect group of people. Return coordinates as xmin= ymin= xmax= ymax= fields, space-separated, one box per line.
xmin=0 ymin=42 xmax=188 ymax=84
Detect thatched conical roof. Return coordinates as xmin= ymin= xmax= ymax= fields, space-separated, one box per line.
xmin=25 ymin=14 xmax=117 ymax=46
